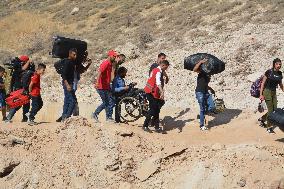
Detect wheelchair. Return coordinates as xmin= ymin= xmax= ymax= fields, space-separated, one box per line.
xmin=116 ymin=83 xmax=149 ymax=123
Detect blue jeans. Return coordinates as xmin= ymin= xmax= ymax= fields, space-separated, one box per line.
xmin=94 ymin=89 xmax=113 ymax=119
xmin=196 ymin=92 xmax=211 ymax=127
xmin=29 ymin=96 xmax=43 ymax=120
xmin=207 ymin=94 xmax=216 ymax=112
xmin=62 ymin=82 xmax=76 ymax=119
xmin=7 ymin=103 xmax=30 ymax=121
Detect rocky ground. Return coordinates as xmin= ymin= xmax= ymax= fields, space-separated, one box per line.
xmin=0 ymin=1 xmax=284 ymax=188
xmin=1 ymin=108 xmax=284 ymax=189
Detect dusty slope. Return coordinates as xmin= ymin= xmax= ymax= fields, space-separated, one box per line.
xmin=0 ymin=0 xmax=283 ymax=109
xmin=1 ymin=108 xmax=284 ymax=189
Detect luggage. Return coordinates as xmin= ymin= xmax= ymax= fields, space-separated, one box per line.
xmin=51 ymin=36 xmax=87 ymax=64
xmin=250 ymin=76 xmax=263 ymax=98
xmin=214 ymin=98 xmax=225 ymax=112
xmin=267 ymin=108 xmax=284 ymax=132
xmin=184 ymin=53 xmax=225 ymax=75
xmin=5 ymin=89 xmax=30 ymax=109
xmin=54 ymin=59 xmax=65 ymax=75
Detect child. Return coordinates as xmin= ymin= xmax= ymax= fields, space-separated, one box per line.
xmin=112 ymin=66 xmax=132 ymax=123
xmin=28 ymin=63 xmax=46 ymax=125
xmin=0 ymin=66 xmax=7 ymax=121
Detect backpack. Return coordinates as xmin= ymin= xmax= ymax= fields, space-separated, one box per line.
xmin=250 ymin=75 xmax=264 ymax=98
xmin=54 ymin=59 xmax=66 ymax=75
xmin=21 ymin=70 xmax=34 ymax=91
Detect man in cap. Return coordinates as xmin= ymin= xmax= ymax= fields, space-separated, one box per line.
xmin=93 ymin=50 xmax=123 ymax=123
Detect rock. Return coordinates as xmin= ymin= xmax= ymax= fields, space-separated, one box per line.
xmin=136 ymin=157 xmax=161 ymax=181
xmin=237 ymin=178 xmax=246 ymax=187
xmin=211 ymin=143 xmax=225 ymax=151
xmin=118 ymin=131 xmax=133 ymax=137
xmin=162 ymin=145 xmax=187 ymax=159
xmin=70 ymin=7 xmax=79 ymax=15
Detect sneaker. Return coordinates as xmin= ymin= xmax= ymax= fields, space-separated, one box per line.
xmin=142 ymin=127 xmax=152 ymax=133
xmin=5 ymin=119 xmax=12 ymax=123
xmin=21 ymin=118 xmax=28 ymax=122
xmin=28 ymin=119 xmax=37 ymax=126
xmin=200 ymin=126 xmax=209 ymax=131
xmin=2 ymin=117 xmax=7 ymax=122
xmin=56 ymin=117 xmax=62 ymax=122
xmin=154 ymin=127 xmax=163 ymax=133
xmin=267 ymin=128 xmax=275 ymax=134
xmin=258 ymin=118 xmax=266 ymax=128
xmin=106 ymin=118 xmax=115 ymax=123
xmin=92 ymin=113 xmax=99 ymax=123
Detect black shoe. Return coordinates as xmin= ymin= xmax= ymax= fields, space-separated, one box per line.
xmin=267 ymin=128 xmax=275 ymax=134
xmin=2 ymin=117 xmax=7 ymax=121
xmin=142 ymin=127 xmax=152 ymax=133
xmin=154 ymin=127 xmax=163 ymax=133
xmin=56 ymin=117 xmax=62 ymax=122
xmin=21 ymin=118 xmax=28 ymax=122
xmin=197 ymin=115 xmax=200 ymax=119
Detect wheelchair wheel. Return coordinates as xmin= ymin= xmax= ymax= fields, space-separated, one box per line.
xmin=118 ymin=96 xmax=142 ymax=123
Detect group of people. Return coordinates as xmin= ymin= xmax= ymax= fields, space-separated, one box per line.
xmin=0 ymin=56 xmax=46 ymax=125
xmin=0 ymin=48 xmax=283 ymax=134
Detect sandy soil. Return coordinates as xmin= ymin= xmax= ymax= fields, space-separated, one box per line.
xmin=1 ymin=107 xmax=284 ymax=189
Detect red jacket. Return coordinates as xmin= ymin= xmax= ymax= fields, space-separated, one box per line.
xmin=144 ymin=68 xmax=161 ymax=99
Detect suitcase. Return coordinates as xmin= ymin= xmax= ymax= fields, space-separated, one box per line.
xmin=267 ymin=108 xmax=284 ymax=132
xmin=184 ymin=53 xmax=225 ymax=75
xmin=51 ymin=36 xmax=87 ymax=64
xmin=6 ymin=89 xmax=30 ymax=109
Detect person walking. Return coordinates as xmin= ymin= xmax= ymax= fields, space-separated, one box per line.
xmin=259 ymin=58 xmax=283 ymax=134
xmin=61 ymin=48 xmax=77 ymax=121
xmin=6 ymin=55 xmax=35 ymax=123
xmin=193 ymin=58 xmax=215 ymax=131
xmin=143 ymin=60 xmax=170 ymax=133
xmin=93 ymin=50 xmax=122 ymax=122
xmin=27 ymin=63 xmax=46 ymax=125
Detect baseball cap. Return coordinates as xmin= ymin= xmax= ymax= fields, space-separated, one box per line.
xmin=19 ymin=55 xmax=29 ymax=62
xmin=108 ymin=50 xmax=118 ymax=57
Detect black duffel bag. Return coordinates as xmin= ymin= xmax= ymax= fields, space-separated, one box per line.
xmin=51 ymin=36 xmax=87 ymax=64
xmin=267 ymin=108 xmax=284 ymax=132
xmin=184 ymin=53 xmax=225 ymax=75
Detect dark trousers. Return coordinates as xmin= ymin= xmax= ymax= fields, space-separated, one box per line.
xmin=62 ymin=82 xmax=77 ymax=119
xmin=7 ymin=103 xmax=30 ymax=121
xmin=114 ymin=96 xmax=120 ymax=123
xmin=29 ymin=96 xmax=43 ymax=120
xmin=143 ymin=93 xmax=164 ymax=128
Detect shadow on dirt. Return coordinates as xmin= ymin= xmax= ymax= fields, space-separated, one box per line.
xmin=208 ymin=108 xmax=242 ymax=128
xmin=161 ymin=108 xmax=193 ymax=132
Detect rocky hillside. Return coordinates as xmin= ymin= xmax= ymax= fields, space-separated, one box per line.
xmin=0 ymin=0 xmax=283 ymax=109
xmin=1 ymin=115 xmax=284 ymax=189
